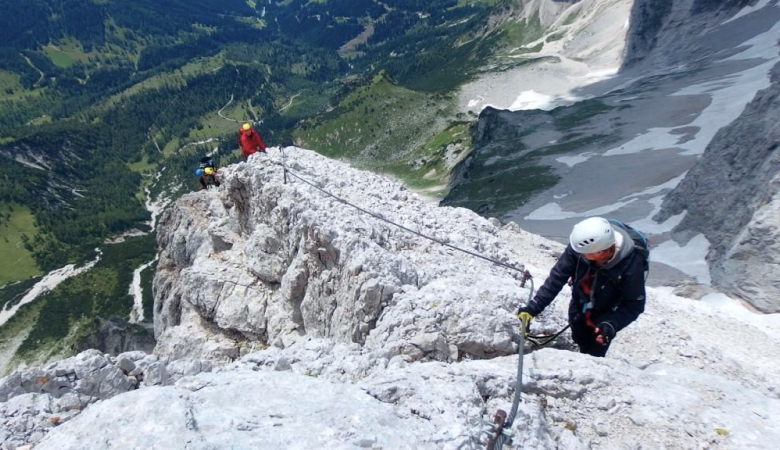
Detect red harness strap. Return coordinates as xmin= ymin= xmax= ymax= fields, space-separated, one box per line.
xmin=579 ymin=272 xmax=594 ymax=297
xmin=584 ymin=310 xmax=597 ymax=330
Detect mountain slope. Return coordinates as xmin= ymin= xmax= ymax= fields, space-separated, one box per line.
xmin=442 ymin=0 xmax=780 ymax=311
xmin=655 ymin=63 xmax=780 ymax=312
xmin=2 ymin=0 xmax=531 ymax=373
xmin=2 ymin=147 xmax=779 ymax=449
xmin=0 ymin=0 xmax=616 ymax=362
xmin=460 ymin=0 xmax=633 ymax=113
xmin=0 ymin=0 xmax=550 ymax=280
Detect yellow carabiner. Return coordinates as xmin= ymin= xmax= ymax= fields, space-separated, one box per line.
xmin=517 ymin=312 xmax=533 ymax=337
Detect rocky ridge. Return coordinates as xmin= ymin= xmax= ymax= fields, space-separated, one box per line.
xmin=1 ymin=149 xmax=778 ymax=449
xmin=151 ymin=148 xmax=534 ymax=365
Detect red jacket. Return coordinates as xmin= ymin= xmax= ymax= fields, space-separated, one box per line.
xmin=237 ymin=127 xmax=266 ymax=157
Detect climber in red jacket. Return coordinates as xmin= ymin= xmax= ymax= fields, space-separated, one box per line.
xmin=237 ymin=122 xmax=266 ymax=158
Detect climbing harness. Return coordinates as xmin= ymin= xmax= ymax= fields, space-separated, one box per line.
xmin=203 ymin=173 xmax=219 ymax=190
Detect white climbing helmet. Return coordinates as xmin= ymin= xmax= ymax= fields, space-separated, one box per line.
xmin=569 ymin=217 xmax=615 ymax=254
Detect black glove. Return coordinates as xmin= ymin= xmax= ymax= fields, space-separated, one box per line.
xmin=596 ymin=322 xmax=616 ymax=345
xmin=516 ymin=306 xmax=535 ymax=327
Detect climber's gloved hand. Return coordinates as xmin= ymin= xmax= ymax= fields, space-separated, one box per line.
xmin=516 ymin=306 xmax=535 ymax=329
xmin=595 ymin=322 xmax=615 ymax=346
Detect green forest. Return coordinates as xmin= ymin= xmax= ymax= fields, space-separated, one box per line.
xmin=0 ymin=234 xmax=158 ymax=371
xmin=0 ymin=0 xmax=513 ymax=273
xmin=0 ymin=0 xmax=548 ymax=364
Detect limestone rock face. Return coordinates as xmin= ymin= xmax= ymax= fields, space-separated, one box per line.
xmin=76 ymin=317 xmax=156 ymax=356
xmin=32 ymin=318 xmax=780 ymax=450
xmin=623 ymin=0 xmax=755 ymax=69
xmin=0 ymin=350 xmax=131 ymax=403
xmin=657 ymin=63 xmax=780 ymax=312
xmin=715 ymin=187 xmax=780 ymax=309
xmin=613 ymin=0 xmax=780 ymax=308
xmin=0 ymin=349 xmax=212 ymax=447
xmin=153 ymin=148 xmax=531 ymax=364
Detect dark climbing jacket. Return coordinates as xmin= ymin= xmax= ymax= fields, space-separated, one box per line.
xmin=525 ymin=225 xmax=647 ymax=334
xmin=199 ymin=156 xmax=216 ymax=170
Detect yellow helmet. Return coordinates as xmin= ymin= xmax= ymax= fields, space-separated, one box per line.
xmin=204 ymin=167 xmax=215 ymax=175
xmin=242 ymin=123 xmax=251 ymax=131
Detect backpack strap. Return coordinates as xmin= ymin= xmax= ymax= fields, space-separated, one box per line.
xmin=608 ymin=219 xmax=650 ymax=279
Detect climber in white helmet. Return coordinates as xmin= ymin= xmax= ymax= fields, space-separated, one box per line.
xmin=517 ymin=217 xmax=649 ymax=357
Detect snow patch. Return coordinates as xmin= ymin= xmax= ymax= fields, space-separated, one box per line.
xmin=129 ymin=257 xmax=157 ymax=324
xmin=524 ymin=198 xmax=637 ymax=221
xmin=722 ymin=0 xmax=777 ymax=25
xmin=627 ymin=196 xmax=686 ymax=234
xmin=556 ymin=151 xmax=596 ymax=167
xmin=0 ymin=250 xmax=102 ymax=327
xmin=651 ymin=234 xmax=712 ymax=284
xmin=619 ymin=172 xmax=687 ymax=200
xmin=604 ymin=18 xmax=780 ymax=158
xmin=508 ymin=90 xmax=581 ymax=111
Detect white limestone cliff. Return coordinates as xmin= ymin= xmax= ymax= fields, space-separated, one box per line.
xmin=2 ymin=148 xmax=780 ymax=449
xmin=152 ymin=147 xmax=534 ymax=366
